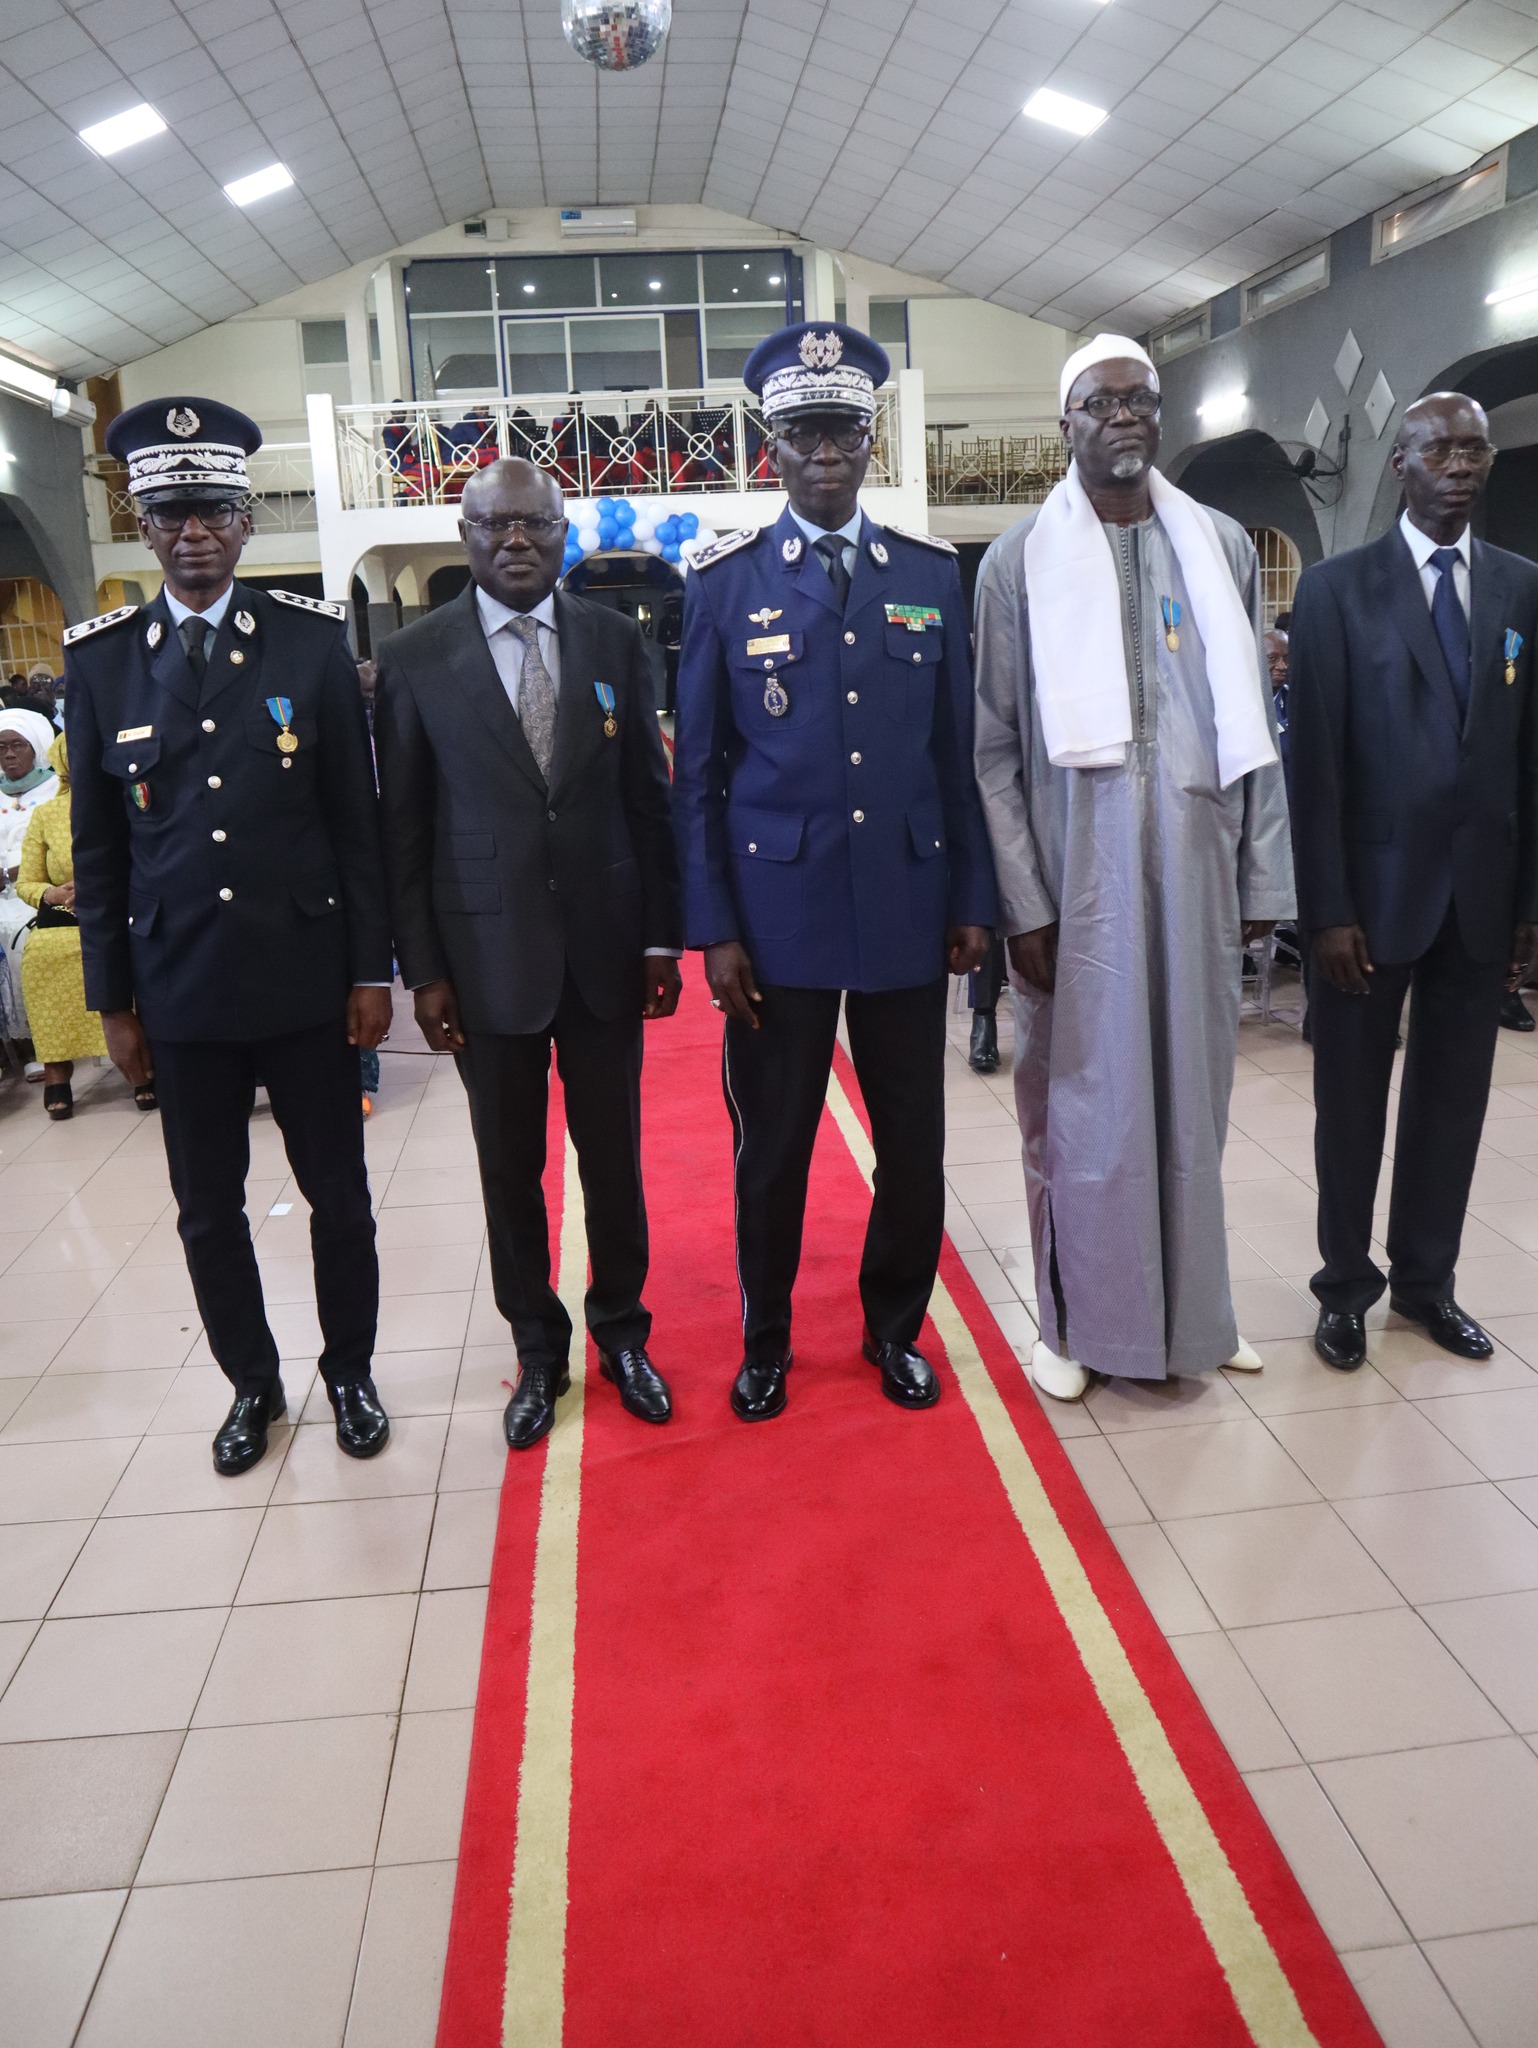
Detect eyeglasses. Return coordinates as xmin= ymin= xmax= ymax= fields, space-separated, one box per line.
xmin=1417 ymin=439 xmax=1496 ymax=470
xmin=776 ymin=420 xmax=872 ymax=455
xmin=1066 ymin=390 xmax=1161 ymax=421
xmin=461 ymin=511 xmax=566 ymax=536
xmin=142 ymin=501 xmax=243 ymax=532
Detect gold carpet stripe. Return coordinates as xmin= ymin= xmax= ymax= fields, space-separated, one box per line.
xmin=502 ymin=1132 xmax=586 ymax=2047
xmin=824 ymin=1074 xmax=1319 ymax=2048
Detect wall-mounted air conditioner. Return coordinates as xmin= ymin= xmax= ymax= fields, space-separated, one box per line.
xmin=559 ymin=208 xmax=637 ymax=239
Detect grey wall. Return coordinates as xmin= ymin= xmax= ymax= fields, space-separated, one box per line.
xmin=1155 ymin=139 xmax=1538 ymax=560
xmin=0 ymin=390 xmax=95 ymax=622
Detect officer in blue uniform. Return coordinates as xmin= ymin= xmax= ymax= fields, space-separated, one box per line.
xmin=674 ymin=324 xmax=997 ymax=1421
xmin=66 ymin=398 xmax=394 ymax=1475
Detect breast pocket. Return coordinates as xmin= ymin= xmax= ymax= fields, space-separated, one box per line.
xmin=245 ymin=710 xmax=318 ymax=777
xmin=729 ymin=632 xmax=826 ymax=731
xmin=881 ymin=622 xmax=942 ymax=724
xmin=102 ymin=736 xmax=161 ymax=780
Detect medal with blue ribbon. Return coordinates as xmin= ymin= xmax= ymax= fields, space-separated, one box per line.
xmin=265 ymin=695 xmax=298 ymax=754
xmin=594 ymin=680 xmax=617 ymax=737
xmin=1161 ymin=596 xmax=1181 ymax=653
xmin=1506 ymin=629 xmax=1523 ymax=686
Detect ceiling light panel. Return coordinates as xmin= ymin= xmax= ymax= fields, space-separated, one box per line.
xmin=1023 ymin=87 xmax=1108 ymax=137
xmin=78 ymin=103 xmax=167 ymax=157
xmin=223 ymin=163 xmax=296 ymax=206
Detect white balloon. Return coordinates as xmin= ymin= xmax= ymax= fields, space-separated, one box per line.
xmin=578 ymin=529 xmax=601 ymax=553
xmin=694 ymin=525 xmax=717 ymax=546
xmin=641 ymin=537 xmax=663 ymax=554
xmin=630 ymin=515 xmax=655 ymax=542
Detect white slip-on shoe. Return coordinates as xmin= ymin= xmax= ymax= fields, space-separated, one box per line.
xmin=1223 ymin=1337 xmax=1264 ymax=1372
xmin=1031 ymin=1340 xmax=1090 ymax=1402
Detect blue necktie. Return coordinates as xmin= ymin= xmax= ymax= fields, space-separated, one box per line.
xmin=1429 ymin=547 xmax=1471 ymax=719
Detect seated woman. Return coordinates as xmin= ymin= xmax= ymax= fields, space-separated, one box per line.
xmin=0 ymin=708 xmax=62 ymax=1046
xmin=15 ymin=735 xmax=140 ymax=1120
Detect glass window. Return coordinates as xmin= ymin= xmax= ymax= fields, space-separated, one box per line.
xmin=570 ymin=315 xmax=664 ymax=390
xmin=598 ymin=252 xmax=698 ymax=307
xmin=405 ymin=260 xmax=494 ymax=312
xmin=869 ymin=300 xmax=907 ymax=371
xmin=702 ymin=250 xmax=788 ymax=303
xmin=301 ymin=319 xmax=348 ymax=364
xmin=412 ymin=315 xmax=497 ymax=397
xmin=503 ymin=320 xmax=571 ymax=396
xmin=494 ymin=255 xmax=596 ymax=310
xmin=703 ymin=305 xmax=781 ymax=382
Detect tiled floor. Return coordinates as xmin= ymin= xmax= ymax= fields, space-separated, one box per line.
xmin=2 ymin=983 xmax=1538 ymax=2045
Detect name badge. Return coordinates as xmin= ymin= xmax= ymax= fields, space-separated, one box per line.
xmin=746 ymin=633 xmax=792 ymax=658
xmin=116 ymin=725 xmax=153 ymax=743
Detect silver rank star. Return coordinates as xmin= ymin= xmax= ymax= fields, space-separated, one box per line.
xmin=146 ymin=620 xmax=163 ymax=649
xmin=782 ymin=535 xmax=802 ymax=564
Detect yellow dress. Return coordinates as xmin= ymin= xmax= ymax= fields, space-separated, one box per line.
xmin=16 ymin=740 xmax=107 ymax=1063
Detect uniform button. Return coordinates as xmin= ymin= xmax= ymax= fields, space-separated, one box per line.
xmin=912 ymin=651 xmax=923 ymax=664
xmin=229 ymin=650 xmax=245 ymax=666
xmin=211 ymin=829 xmax=226 ymax=843
xmin=847 ymin=691 xmax=858 ymax=704
xmin=843 ymin=630 xmax=856 ymax=645
xmin=548 ymin=878 xmax=557 ymax=890
xmin=127 ymin=915 xmax=134 ymax=926
xmin=201 ymin=718 xmax=215 ymax=733
xmin=126 ymin=762 xmax=136 ymax=773
xmin=207 ymin=775 xmax=221 ymax=789
xmin=327 ymin=896 xmax=335 ymax=906
xmin=218 ymin=887 xmax=233 ymax=902
xmin=850 ymin=751 xmax=861 ymax=764
xmin=853 ymin=809 xmax=865 ymax=823
xmin=748 ymin=841 xmax=758 ymax=853
xmin=547 ymin=809 xmax=557 ymax=823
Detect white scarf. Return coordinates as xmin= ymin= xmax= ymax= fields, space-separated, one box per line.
xmin=1021 ymin=463 xmax=1277 ymax=788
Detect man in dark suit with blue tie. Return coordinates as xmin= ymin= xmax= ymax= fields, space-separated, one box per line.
xmin=1289 ymin=392 xmax=1538 ymax=1371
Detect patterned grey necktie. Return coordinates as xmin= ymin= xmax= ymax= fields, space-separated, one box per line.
xmin=508 ymin=615 xmax=557 ymax=778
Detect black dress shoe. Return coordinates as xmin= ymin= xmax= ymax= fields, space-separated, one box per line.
xmin=1389 ymin=1297 xmax=1494 ymax=1359
xmin=213 ymin=1382 xmax=286 ymax=1476
xmin=599 ymin=1347 xmax=672 ymax=1423
xmin=862 ymin=1335 xmax=942 ymax=1408
xmin=330 ymin=1376 xmax=390 ymax=1458
xmin=969 ymin=1010 xmax=1000 ymax=1072
xmin=504 ymin=1362 xmax=571 ymax=1449
xmin=1502 ymin=990 xmax=1536 ymax=1032
xmin=731 ymin=1353 xmax=790 ymax=1421
xmin=1313 ymin=1311 xmax=1366 ymax=1372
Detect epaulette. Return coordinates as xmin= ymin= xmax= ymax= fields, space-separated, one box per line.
xmin=880 ymin=522 xmax=957 ymax=555
xmin=684 ymin=528 xmax=759 ymax=570
xmin=271 ymin=589 xmax=347 ymax=621
xmin=62 ymin=604 xmax=139 ymax=647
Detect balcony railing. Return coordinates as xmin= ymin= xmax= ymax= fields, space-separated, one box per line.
xmin=85 ymin=444 xmax=317 ymax=545
xmin=926 ymin=423 xmax=1066 ymax=506
xmin=331 ymin=389 xmax=903 ymax=511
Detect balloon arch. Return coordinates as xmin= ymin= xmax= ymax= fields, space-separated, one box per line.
xmin=561 ymin=497 xmax=720 ymax=575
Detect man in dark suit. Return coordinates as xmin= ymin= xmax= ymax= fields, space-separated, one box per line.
xmin=1289 ymin=392 xmax=1538 ymax=1371
xmin=66 ymin=397 xmax=394 ymax=1474
xmin=374 ymin=458 xmax=683 ymax=1450
xmin=673 ymin=323 xmax=997 ymax=1422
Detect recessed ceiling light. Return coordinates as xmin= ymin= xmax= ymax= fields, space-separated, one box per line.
xmin=79 ymin=102 xmax=166 ymax=157
xmin=648 ymin=279 xmax=661 ymax=290
xmin=1023 ymin=86 xmax=1106 ymax=137
xmin=224 ymin=162 xmax=294 ymax=206
xmin=523 ymin=282 xmax=536 ymax=294
xmin=768 ymin=274 xmax=781 ymax=285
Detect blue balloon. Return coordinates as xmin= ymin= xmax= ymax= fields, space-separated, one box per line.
xmin=614 ymin=500 xmax=636 ymax=525
xmin=662 ymin=542 xmax=681 ymax=562
xmin=657 ymin=517 xmax=678 ymax=544
xmin=679 ymin=512 xmax=699 ymax=538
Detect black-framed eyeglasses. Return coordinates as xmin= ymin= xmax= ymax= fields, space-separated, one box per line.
xmin=142 ymin=501 xmax=244 ymax=532
xmin=1418 ymin=439 xmax=1496 ymax=470
xmin=1066 ymin=390 xmax=1161 ymax=421
xmin=776 ymin=420 xmax=872 ymax=455
xmin=461 ymin=511 xmax=567 ymax=536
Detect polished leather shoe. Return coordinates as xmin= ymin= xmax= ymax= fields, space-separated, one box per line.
xmin=1501 ymin=990 xmax=1536 ymax=1032
xmin=504 ymin=1363 xmax=570 ymax=1449
xmin=599 ymin=1347 xmax=672 ymax=1424
xmin=1313 ymin=1311 xmax=1366 ymax=1372
xmin=862 ymin=1334 xmax=941 ymax=1408
xmin=969 ymin=1010 xmax=1000 ymax=1073
xmin=1389 ymin=1296 xmax=1494 ymax=1359
xmin=330 ymin=1376 xmax=390 ymax=1459
xmin=731 ymin=1353 xmax=790 ymax=1421
xmin=213 ymin=1382 xmax=286 ymax=1476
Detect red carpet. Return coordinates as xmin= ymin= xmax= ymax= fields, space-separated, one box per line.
xmin=437 ymin=978 xmax=1382 ymax=2048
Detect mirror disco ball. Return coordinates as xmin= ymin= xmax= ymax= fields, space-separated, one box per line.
xmin=561 ymin=0 xmax=672 ymax=69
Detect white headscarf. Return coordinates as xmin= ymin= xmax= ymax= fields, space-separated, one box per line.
xmin=0 ymin=708 xmax=62 ymax=871
xmin=0 ymin=708 xmax=62 ymax=774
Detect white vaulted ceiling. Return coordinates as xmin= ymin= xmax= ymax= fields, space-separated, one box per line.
xmin=7 ymin=0 xmax=1538 ymax=377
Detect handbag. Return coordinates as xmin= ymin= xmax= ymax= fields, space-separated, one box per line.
xmin=32 ymin=898 xmax=78 ymax=929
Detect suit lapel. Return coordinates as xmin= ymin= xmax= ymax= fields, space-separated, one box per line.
xmin=844 ymin=513 xmax=888 ymax=624
xmin=445 ymin=585 xmax=546 ymax=792
xmin=776 ymin=506 xmax=841 ymax=616
xmin=547 ymin=591 xmax=605 ymax=795
xmin=1384 ymin=528 xmax=1463 ymax=743
xmin=196 ymin=580 xmax=258 ymax=709
xmin=1465 ymin=539 xmax=1506 ymax=746
xmin=145 ymin=593 xmax=199 ymax=710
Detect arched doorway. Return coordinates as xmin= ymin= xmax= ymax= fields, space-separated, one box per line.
xmin=1166 ymin=431 xmax=1324 ymax=578
xmin=1246 ymin=528 xmax=1303 ymax=626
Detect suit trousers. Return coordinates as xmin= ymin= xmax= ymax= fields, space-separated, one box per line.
xmin=456 ymin=970 xmax=649 ymax=1371
xmin=152 ymin=1021 xmax=378 ymax=1398
xmin=1311 ymin=911 xmax=1506 ymax=1314
xmin=723 ymin=979 xmax=948 ymax=1363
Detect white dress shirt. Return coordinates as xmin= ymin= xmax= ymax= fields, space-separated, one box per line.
xmin=475 ymin=586 xmax=560 ymax=712
xmin=1400 ymin=509 xmax=1471 ymax=620
xmin=163 ymin=582 xmax=234 ymax=634
xmin=789 ymin=504 xmax=862 ymax=581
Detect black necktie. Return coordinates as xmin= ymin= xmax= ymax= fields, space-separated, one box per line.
xmin=1429 ymin=547 xmax=1471 ymax=719
xmin=179 ymin=615 xmax=211 ymax=682
xmin=814 ymin=535 xmax=851 ymax=611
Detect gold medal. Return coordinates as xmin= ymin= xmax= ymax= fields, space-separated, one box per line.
xmin=603 ymin=715 xmax=617 ymax=737
xmin=1508 ymin=662 xmax=1518 ymax=686
xmin=277 ymin=730 xmax=298 ymax=754
xmin=1166 ymin=630 xmax=1179 ymax=652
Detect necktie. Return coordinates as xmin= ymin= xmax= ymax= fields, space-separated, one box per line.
xmin=814 ymin=535 xmax=851 ymax=611
xmin=508 ymin=615 xmax=557 ymax=778
xmin=178 ymin=615 xmax=210 ymax=683
xmin=1429 ymin=547 xmax=1471 ymax=720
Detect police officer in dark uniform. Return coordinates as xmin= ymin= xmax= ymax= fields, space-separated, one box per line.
xmin=65 ymin=398 xmax=394 ymax=1475
xmin=673 ymin=325 xmax=998 ymax=1421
